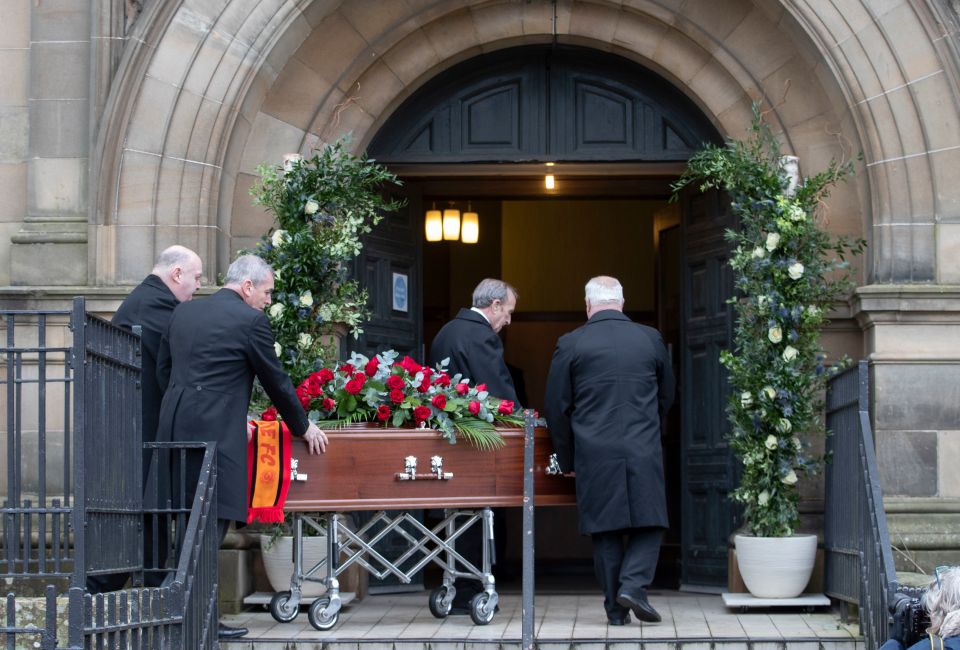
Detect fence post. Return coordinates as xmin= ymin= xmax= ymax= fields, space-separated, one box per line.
xmin=70 ymin=297 xmax=86 ymax=593
xmin=521 ymin=410 xmax=536 ymax=650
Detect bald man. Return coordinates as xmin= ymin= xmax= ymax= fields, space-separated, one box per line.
xmin=87 ymin=245 xmax=202 ymax=594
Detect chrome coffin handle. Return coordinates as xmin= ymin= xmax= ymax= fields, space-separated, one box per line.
xmin=395 ymin=454 xmax=453 ymax=481
xmin=545 ymin=453 xmax=562 ymax=476
xmin=290 ymin=457 xmax=308 ymax=481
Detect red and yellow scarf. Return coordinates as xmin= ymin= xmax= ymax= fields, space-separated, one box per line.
xmin=246 ymin=420 xmax=291 ymax=524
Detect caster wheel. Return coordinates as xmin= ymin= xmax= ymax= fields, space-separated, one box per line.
xmin=428 ymin=586 xmax=452 ymax=618
xmin=268 ymin=591 xmax=299 ymax=623
xmin=308 ymin=596 xmax=339 ymax=631
xmin=470 ymin=592 xmax=496 ymax=625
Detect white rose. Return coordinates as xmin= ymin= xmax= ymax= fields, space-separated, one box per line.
xmin=777 ymin=418 xmax=793 ymax=433
xmin=782 ymin=469 xmax=798 ymax=485
xmin=274 ymin=342 xmax=282 ymax=357
xmin=763 ymin=386 xmax=777 ymax=400
xmin=782 ymin=345 xmax=799 ymax=361
xmin=788 ymin=261 xmax=805 ymax=280
xmin=757 ymin=295 xmax=769 ymax=309
xmin=299 ymin=291 xmax=313 ymax=307
xmin=792 ymin=437 xmax=802 ymax=451
xmin=765 ymin=232 xmax=781 ymax=251
xmin=304 ymin=200 xmax=320 ymax=215
xmin=758 ymin=490 xmax=770 ymax=506
xmin=268 ymin=303 xmax=285 ymax=318
xmin=765 ymin=435 xmax=778 ymax=450
xmin=740 ymin=391 xmax=753 ymax=407
xmin=752 ymin=247 xmax=765 ymax=259
xmin=271 ymin=229 xmax=287 ymax=247
xmin=789 ymin=204 xmax=806 ymax=221
xmin=768 ymin=326 xmax=783 ymax=343
xmin=298 ymin=333 xmax=313 ymax=349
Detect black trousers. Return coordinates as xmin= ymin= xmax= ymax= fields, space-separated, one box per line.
xmin=590 ymin=527 xmax=662 ymax=618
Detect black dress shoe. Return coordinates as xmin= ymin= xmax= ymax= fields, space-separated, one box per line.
xmin=218 ymin=623 xmax=249 ymax=639
xmin=608 ymin=612 xmax=631 ymax=626
xmin=616 ymin=591 xmax=661 ymax=623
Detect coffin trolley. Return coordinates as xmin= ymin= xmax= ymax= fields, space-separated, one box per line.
xmin=266 ymin=421 xmax=575 ymax=630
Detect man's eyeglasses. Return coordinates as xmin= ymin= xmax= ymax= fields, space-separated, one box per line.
xmin=935 ymin=565 xmax=956 ymax=588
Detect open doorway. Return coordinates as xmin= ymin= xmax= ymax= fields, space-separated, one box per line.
xmin=418 ymin=185 xmax=684 ymax=589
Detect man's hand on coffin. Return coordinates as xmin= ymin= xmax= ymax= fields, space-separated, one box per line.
xmin=302 ymin=422 xmax=327 ymax=455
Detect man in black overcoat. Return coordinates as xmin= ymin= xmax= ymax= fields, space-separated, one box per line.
xmin=545 ymin=276 xmax=675 ymax=626
xmin=428 ymin=278 xmax=519 ymax=613
xmin=86 ymin=245 xmax=202 ymax=594
xmin=157 ymin=254 xmax=326 ymax=639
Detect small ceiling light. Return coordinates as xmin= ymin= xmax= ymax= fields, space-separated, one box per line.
xmin=461 ymin=203 xmax=479 ymax=244
xmin=545 ymin=174 xmax=556 ymax=190
xmin=425 ymin=203 xmax=442 ymax=242
xmin=443 ymin=205 xmax=461 ymax=241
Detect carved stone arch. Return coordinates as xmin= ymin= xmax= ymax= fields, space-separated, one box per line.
xmin=367 ymin=46 xmax=722 ymax=162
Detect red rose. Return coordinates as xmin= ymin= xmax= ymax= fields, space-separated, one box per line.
xmin=455 ymin=383 xmax=469 ymax=396
xmin=476 ymin=383 xmax=487 ymax=393
xmin=435 ymin=373 xmax=451 ymax=387
xmin=345 ymin=379 xmax=362 ymax=395
xmin=353 ymin=372 xmax=367 ymax=386
xmin=322 ymin=397 xmax=336 ymax=412
xmin=386 ymin=375 xmax=405 ymax=390
xmin=376 ymin=404 xmax=391 ymax=421
xmin=413 ymin=405 xmax=431 ymax=423
xmin=421 ymin=366 xmax=433 ymax=378
xmin=339 ymin=364 xmax=354 ymax=376
xmin=316 ymin=368 xmax=334 ymax=384
xmin=295 ymin=386 xmax=311 ymax=409
xmin=417 ymin=376 xmax=431 ymax=393
xmin=432 ymin=394 xmax=447 ymax=410
xmin=303 ymin=377 xmax=323 ymax=397
xmin=260 ymin=406 xmax=277 ymax=421
xmin=498 ymin=400 xmax=515 ymax=415
xmin=400 ymin=356 xmax=421 ymax=374
xmin=468 ymin=400 xmax=481 ymax=416
xmin=390 ymin=388 xmax=405 ymax=404
xmin=364 ymin=358 xmax=379 ymax=377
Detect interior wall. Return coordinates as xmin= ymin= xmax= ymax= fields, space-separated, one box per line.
xmin=500 ymin=200 xmax=661 ymax=411
xmin=501 ymin=200 xmax=660 ymax=312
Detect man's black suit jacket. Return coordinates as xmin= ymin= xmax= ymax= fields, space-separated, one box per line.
xmin=156 ymin=288 xmax=309 ymax=523
xmin=428 ymin=308 xmax=519 ymax=405
xmin=112 ymin=274 xmax=178 ymax=452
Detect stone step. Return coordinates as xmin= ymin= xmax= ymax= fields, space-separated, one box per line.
xmin=221 ymin=591 xmax=863 ymax=650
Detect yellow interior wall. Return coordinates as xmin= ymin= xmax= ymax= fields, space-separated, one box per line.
xmin=500 ymin=200 xmax=661 ymax=312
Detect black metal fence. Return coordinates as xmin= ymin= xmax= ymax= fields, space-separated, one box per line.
xmin=824 ymin=360 xmax=897 ymax=650
xmin=1 ymin=298 xmax=219 ymax=649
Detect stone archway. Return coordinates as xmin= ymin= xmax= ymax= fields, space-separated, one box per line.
xmin=90 ymin=0 xmax=960 ymax=286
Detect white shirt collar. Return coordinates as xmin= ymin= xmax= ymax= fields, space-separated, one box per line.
xmin=470 ymin=307 xmax=491 ymax=324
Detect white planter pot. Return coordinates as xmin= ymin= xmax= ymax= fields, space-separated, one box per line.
xmin=734 ymin=534 xmax=817 ymax=599
xmin=260 ymin=534 xmax=328 ymax=597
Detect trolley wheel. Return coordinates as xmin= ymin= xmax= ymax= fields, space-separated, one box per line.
xmin=470 ymin=592 xmax=496 ymax=626
xmin=428 ymin=586 xmax=452 ymax=618
xmin=307 ymin=596 xmax=339 ymax=631
xmin=268 ymin=591 xmax=300 ymax=623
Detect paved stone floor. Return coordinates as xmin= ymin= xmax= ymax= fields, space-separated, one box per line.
xmin=221 ymin=590 xmax=862 ymax=649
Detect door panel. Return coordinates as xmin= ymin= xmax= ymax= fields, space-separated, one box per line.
xmin=350 ymin=187 xmax=423 ymax=360
xmin=680 ymin=189 xmax=739 ymax=588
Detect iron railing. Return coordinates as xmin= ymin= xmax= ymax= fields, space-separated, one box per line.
xmin=1 ymin=298 xmax=219 ymax=649
xmin=1 ymin=308 xmax=74 ymax=579
xmin=824 ymin=360 xmax=897 ymax=650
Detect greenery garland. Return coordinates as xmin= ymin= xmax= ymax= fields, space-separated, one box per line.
xmin=248 ymin=137 xmax=403 ymax=384
xmin=672 ymin=104 xmax=865 ymax=537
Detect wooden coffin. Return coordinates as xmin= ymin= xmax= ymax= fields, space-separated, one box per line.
xmin=285 ymin=424 xmax=577 ymax=511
